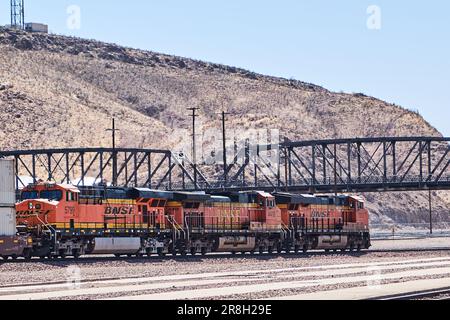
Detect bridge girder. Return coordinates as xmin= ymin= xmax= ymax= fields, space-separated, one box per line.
xmin=1 ymin=137 xmax=449 ymax=194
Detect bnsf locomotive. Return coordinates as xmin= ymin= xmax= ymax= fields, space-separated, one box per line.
xmin=2 ymin=182 xmax=370 ymax=260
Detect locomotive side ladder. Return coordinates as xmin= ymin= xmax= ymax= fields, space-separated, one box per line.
xmin=166 ymin=215 xmax=187 ymax=248
xmin=35 ymin=214 xmax=58 ymax=255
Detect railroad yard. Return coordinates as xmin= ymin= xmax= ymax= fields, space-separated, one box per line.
xmin=1 ymin=4 xmax=449 ymax=305
xmin=1 ymin=237 xmax=449 ymax=300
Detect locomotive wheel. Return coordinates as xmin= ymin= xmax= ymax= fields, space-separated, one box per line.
xmin=180 ymin=250 xmax=187 ymax=256
xmin=114 ymin=254 xmax=122 ymax=258
xmin=59 ymin=251 xmax=67 ymax=259
xmin=157 ymin=248 xmax=166 ymax=257
xmin=12 ymin=255 xmax=18 ymax=261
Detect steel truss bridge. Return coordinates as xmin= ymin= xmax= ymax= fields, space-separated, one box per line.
xmin=1 ymin=136 xmax=449 ymax=194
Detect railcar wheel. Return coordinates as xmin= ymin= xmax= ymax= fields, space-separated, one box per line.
xmin=114 ymin=254 xmax=122 ymax=258
xmin=357 ymin=245 xmax=362 ymax=252
xmin=294 ymin=246 xmax=300 ymax=254
xmin=23 ymin=249 xmax=32 ymax=261
xmin=268 ymin=247 xmax=274 ymax=255
xmin=73 ymin=250 xmax=81 ymax=260
xmin=59 ymin=251 xmax=67 ymax=259
xmin=277 ymin=245 xmax=283 ymax=254
xmin=325 ymin=249 xmax=330 ymax=253
xmin=12 ymin=255 xmax=18 ymax=261
xmin=1 ymin=256 xmax=9 ymax=261
xmin=190 ymin=248 xmax=197 ymax=256
xmin=302 ymin=245 xmax=308 ymax=254
xmin=201 ymin=247 xmax=207 ymax=256
xmin=259 ymin=247 xmax=264 ymax=255
xmin=340 ymin=248 xmax=346 ymax=253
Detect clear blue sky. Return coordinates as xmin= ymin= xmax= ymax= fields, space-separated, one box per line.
xmin=1 ymin=1 xmax=449 ymax=136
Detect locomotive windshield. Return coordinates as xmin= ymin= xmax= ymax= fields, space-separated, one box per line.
xmin=21 ymin=191 xmax=39 ymax=201
xmin=40 ymin=190 xmax=63 ymax=201
xmin=21 ymin=190 xmax=63 ymax=201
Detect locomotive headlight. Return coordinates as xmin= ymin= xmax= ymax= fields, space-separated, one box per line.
xmin=28 ymin=203 xmax=34 ymax=210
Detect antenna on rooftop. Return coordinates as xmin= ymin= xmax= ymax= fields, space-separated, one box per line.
xmin=10 ymin=0 xmax=25 ymax=30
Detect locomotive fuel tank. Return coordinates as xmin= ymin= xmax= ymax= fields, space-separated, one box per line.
xmin=89 ymin=237 xmax=141 ymax=255
xmin=315 ymin=235 xmax=348 ymax=250
xmin=216 ymin=236 xmax=256 ymax=252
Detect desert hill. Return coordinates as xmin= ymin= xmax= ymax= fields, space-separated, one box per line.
xmin=0 ymin=27 xmax=448 ymax=226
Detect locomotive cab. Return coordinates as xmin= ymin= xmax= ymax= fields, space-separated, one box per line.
xmin=16 ymin=183 xmax=80 ymax=232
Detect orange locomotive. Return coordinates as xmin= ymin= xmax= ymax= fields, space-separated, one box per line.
xmin=12 ymin=182 xmax=371 ymax=259
xmin=275 ymin=193 xmax=370 ymax=253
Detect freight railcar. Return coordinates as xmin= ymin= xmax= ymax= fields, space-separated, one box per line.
xmin=2 ymin=181 xmax=371 ymax=260
xmin=0 ymin=159 xmax=32 ymax=261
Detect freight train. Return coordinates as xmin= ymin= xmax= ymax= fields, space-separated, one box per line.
xmin=0 ymin=180 xmax=371 ymax=260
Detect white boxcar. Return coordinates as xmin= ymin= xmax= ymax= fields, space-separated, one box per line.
xmin=0 ymin=207 xmax=16 ymax=237
xmin=0 ymin=159 xmax=15 ymax=207
xmin=0 ymin=159 xmax=16 ymax=236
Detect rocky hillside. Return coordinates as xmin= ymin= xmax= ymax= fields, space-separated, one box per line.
xmin=0 ymin=27 xmax=448 ymax=226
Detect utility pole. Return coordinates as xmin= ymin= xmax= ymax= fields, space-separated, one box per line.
xmin=188 ymin=108 xmax=200 ymax=189
xmin=429 ymin=188 xmax=433 ymax=234
xmin=106 ymin=118 xmax=120 ymax=186
xmin=221 ymin=111 xmax=230 ymax=186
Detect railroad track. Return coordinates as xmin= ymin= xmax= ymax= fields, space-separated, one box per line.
xmin=3 ymin=255 xmax=450 ymax=300
xmin=0 ymin=247 xmax=449 ymax=264
xmin=379 ymin=288 xmax=450 ymax=300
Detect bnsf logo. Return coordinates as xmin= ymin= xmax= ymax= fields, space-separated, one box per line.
xmin=104 ymin=207 xmax=133 ymax=215
xmin=311 ymin=211 xmax=329 ymax=218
